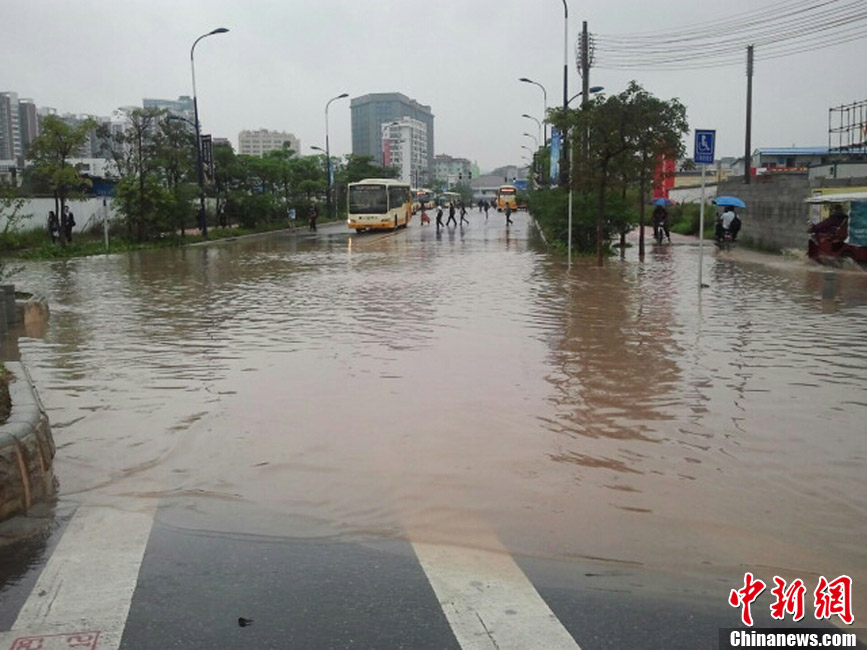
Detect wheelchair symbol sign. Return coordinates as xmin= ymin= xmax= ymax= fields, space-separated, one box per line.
xmin=694 ymin=129 xmax=716 ymax=164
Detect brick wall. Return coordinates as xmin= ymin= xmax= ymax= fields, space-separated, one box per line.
xmin=716 ymin=174 xmax=867 ymax=252
xmin=716 ymin=174 xmax=811 ymax=251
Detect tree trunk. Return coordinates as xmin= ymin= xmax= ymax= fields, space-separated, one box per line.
xmin=596 ymin=162 xmax=608 ymax=267
xmin=638 ymin=171 xmax=647 ymax=259
xmin=59 ymin=193 xmax=68 ymax=246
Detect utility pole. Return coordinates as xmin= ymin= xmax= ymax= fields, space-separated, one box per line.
xmin=580 ymin=21 xmax=591 ymax=181
xmin=581 ymin=22 xmax=589 ymax=104
xmin=744 ymin=44 xmax=754 ymax=185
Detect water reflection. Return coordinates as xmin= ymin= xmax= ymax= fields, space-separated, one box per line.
xmin=7 ymin=222 xmax=867 ymax=605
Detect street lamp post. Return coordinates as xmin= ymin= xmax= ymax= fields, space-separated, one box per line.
xmin=565 ymin=86 xmax=603 ymax=266
xmin=567 ymin=86 xmax=604 ymax=106
xmin=522 ymin=144 xmax=536 ymax=180
xmin=522 ymin=132 xmax=538 ymax=148
xmin=325 ymin=93 xmax=348 ymax=221
xmin=519 ymin=78 xmax=548 ymax=147
xmin=560 ymin=1 xmax=568 ymax=111
xmin=521 ymin=114 xmax=542 ymax=147
xmin=191 ymin=27 xmax=229 ymax=238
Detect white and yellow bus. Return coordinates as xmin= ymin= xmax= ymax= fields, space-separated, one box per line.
xmin=496 ymin=184 xmax=518 ymax=212
xmin=348 ymin=178 xmax=413 ymax=232
xmin=415 ymin=188 xmax=435 ymax=210
xmin=437 ymin=191 xmax=461 ymax=207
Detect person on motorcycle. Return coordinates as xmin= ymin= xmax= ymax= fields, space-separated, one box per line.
xmin=652 ymin=205 xmax=670 ymax=243
xmin=716 ymin=206 xmax=738 ymax=242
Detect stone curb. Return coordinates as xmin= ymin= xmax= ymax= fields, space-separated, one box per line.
xmin=0 ymin=362 xmax=55 ymax=522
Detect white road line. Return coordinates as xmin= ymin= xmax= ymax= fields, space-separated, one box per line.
xmin=412 ymin=534 xmax=583 ymax=650
xmin=0 ymin=504 xmax=154 ymax=650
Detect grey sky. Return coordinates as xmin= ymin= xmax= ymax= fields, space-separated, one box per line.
xmin=3 ymin=0 xmax=864 ymax=171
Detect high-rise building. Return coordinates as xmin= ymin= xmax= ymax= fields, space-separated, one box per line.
xmin=350 ymin=93 xmax=434 ymax=183
xmin=143 ymin=96 xmax=195 ymax=124
xmin=0 ymin=92 xmax=22 ymax=161
xmin=382 ymin=118 xmax=428 ymax=186
xmin=238 ymin=129 xmax=300 ymax=156
xmin=18 ymin=99 xmax=39 ymax=157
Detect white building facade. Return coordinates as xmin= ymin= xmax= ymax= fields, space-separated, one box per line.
xmin=238 ymin=129 xmax=300 ymax=156
xmin=433 ymin=154 xmax=471 ymax=187
xmin=382 ymin=118 xmax=428 ymax=186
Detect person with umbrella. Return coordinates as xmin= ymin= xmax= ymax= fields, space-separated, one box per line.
xmin=714 ymin=197 xmax=745 ymax=243
xmin=652 ymin=198 xmax=671 ymax=243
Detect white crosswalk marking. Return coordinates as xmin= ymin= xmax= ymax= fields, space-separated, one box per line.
xmin=413 ymin=534 xmax=583 ymax=650
xmin=0 ymin=504 xmax=154 ymax=650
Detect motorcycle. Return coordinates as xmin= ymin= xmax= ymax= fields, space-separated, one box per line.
xmin=653 ymin=220 xmax=667 ymax=245
xmin=715 ymin=228 xmax=735 ymax=251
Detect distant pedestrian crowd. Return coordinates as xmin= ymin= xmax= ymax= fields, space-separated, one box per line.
xmin=427 ymin=199 xmax=512 ymax=230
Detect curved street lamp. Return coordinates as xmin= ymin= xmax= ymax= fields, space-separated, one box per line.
xmin=521 ymin=114 xmax=542 ymax=146
xmin=567 ymin=86 xmax=605 ymax=106
xmin=325 ymin=93 xmax=349 ymax=221
xmin=191 ymin=27 xmax=229 ymax=238
xmin=522 ymin=132 xmax=538 ymax=148
xmin=519 ymin=78 xmax=548 ymax=146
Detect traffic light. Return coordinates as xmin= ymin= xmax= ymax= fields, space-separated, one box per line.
xmin=468 ymin=171 xmax=472 ymax=179
xmin=459 ymin=173 xmax=463 ymax=181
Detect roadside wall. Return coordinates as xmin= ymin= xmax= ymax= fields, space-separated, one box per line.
xmin=716 ymin=174 xmax=811 ymax=251
xmin=0 ymin=197 xmax=117 ymax=234
xmin=0 ymin=362 xmax=55 ymax=521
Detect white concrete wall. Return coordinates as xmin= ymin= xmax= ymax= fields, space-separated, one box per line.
xmin=669 ymin=184 xmax=718 ymax=204
xmin=1 ymin=197 xmax=118 ymax=232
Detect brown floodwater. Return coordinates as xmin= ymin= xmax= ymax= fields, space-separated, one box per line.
xmin=12 ymin=217 xmax=867 ymax=604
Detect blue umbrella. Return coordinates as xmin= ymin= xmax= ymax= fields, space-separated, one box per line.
xmin=652 ymin=198 xmax=673 ymax=206
xmin=714 ymin=196 xmax=747 ymax=208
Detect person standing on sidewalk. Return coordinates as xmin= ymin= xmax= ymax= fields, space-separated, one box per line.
xmin=47 ymin=211 xmax=60 ymax=243
xmin=62 ymin=205 xmax=76 ymax=242
xmin=308 ymin=204 xmax=318 ymax=232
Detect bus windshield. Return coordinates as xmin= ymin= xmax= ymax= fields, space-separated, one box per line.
xmin=349 ymin=185 xmax=388 ymax=214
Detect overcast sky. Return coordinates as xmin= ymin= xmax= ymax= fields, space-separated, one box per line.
xmin=3 ymin=0 xmax=864 ymax=172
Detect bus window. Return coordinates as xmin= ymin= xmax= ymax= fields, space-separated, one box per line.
xmin=349 ymin=185 xmax=388 ymax=214
xmin=388 ymin=186 xmax=409 ymax=209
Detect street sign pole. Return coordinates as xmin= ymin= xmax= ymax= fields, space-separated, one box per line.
xmin=694 ymin=129 xmax=716 ymax=290
xmin=699 ymin=164 xmax=706 ymax=289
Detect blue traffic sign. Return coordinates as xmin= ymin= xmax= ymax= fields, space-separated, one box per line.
xmin=694 ymin=129 xmax=716 ymax=164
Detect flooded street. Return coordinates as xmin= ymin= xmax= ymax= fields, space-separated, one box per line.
xmin=8 ymin=215 xmax=867 ymax=612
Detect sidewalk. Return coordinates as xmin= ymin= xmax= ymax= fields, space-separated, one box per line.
xmin=626 ymin=225 xmax=695 ymax=245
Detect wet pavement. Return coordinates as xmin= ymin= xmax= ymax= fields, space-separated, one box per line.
xmin=1 ymin=212 xmax=865 ymax=645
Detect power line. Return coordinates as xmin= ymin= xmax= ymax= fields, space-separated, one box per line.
xmin=592 ymin=0 xmax=867 ymax=70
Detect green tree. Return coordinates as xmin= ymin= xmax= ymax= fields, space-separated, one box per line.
xmin=154 ymin=116 xmax=197 ymax=235
xmin=626 ymin=83 xmax=688 ymax=257
xmin=549 ymin=82 xmax=689 ymax=265
xmin=213 ymin=143 xmax=237 ymax=227
xmin=27 ymin=115 xmax=97 ymax=245
xmin=98 ymin=107 xmax=169 ymax=241
xmin=0 ymin=184 xmax=29 ymax=280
